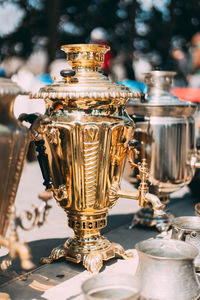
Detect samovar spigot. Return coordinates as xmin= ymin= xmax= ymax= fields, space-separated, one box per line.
xmin=137 ymin=160 xmax=165 ymax=216
xmin=127 ymin=141 xmax=165 ymax=216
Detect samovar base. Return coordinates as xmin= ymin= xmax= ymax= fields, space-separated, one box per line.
xmin=129 ymin=207 xmax=174 ymax=232
xmin=40 ymin=235 xmax=133 ymax=274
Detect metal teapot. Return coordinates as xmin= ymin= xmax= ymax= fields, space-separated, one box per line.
xmin=135 ymin=238 xmax=200 ymax=300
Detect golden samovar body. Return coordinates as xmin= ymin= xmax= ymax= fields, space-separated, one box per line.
xmin=42 ymin=110 xmax=133 ymax=257
xmin=30 ymin=44 xmax=165 ymax=273
xmin=46 ymin=112 xmax=132 ymax=222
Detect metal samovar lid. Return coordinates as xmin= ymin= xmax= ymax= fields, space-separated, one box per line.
xmin=31 ymin=44 xmax=140 ymax=108
xmin=127 ymin=71 xmax=196 ymax=117
xmin=0 ymin=78 xmax=23 ymax=96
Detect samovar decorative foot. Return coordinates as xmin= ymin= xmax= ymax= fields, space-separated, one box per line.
xmin=40 ymin=244 xmax=67 ymax=264
xmin=41 ymin=241 xmax=132 ymax=274
xmin=40 ymin=230 xmax=133 ymax=273
xmin=82 ymin=242 xmax=133 ymax=274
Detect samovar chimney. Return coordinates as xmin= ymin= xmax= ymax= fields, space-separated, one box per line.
xmin=144 ymin=70 xmax=177 ymax=99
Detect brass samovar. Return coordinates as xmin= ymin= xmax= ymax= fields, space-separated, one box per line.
xmin=29 ymin=44 xmax=165 ymax=273
xmin=0 ymin=79 xmax=30 ymax=238
xmin=0 ymin=78 xmax=52 ymax=272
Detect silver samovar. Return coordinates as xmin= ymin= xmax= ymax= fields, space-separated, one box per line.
xmin=126 ymin=71 xmax=199 ymax=231
xmin=29 ymin=44 xmax=165 ymax=273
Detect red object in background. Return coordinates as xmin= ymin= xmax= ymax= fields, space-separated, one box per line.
xmin=102 ymin=47 xmax=111 ymax=73
xmin=171 ymin=87 xmax=200 ymax=103
xmin=97 ymin=41 xmax=111 ymax=73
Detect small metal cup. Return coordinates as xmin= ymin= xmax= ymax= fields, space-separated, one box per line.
xmin=81 ymin=273 xmax=141 ymax=300
xmin=135 ymin=238 xmax=200 ymax=300
xmin=172 ymin=216 xmax=200 ymax=271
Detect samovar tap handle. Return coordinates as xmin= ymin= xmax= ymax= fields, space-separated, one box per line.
xmin=136 ymin=159 xmax=165 ymax=215
xmin=143 ymin=193 xmax=166 ymax=216
xmin=115 ymin=141 xmax=166 ymax=216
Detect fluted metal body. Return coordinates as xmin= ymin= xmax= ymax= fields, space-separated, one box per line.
xmin=0 ymin=79 xmax=30 ymax=236
xmin=127 ymin=71 xmax=197 ymax=200
xmin=135 ymin=238 xmax=200 ymax=300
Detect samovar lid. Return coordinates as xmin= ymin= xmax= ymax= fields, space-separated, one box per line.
xmin=31 ymin=44 xmax=140 ymax=105
xmin=0 ymin=78 xmax=23 ymax=96
xmin=127 ymin=71 xmax=196 ymax=108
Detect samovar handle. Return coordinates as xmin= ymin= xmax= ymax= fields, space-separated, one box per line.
xmin=18 ymin=113 xmax=53 ymax=190
xmin=129 ymin=114 xmax=147 ymax=123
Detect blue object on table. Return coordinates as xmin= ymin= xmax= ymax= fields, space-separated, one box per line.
xmin=36 ymin=73 xmax=54 ymax=85
xmin=118 ymin=79 xmax=147 ymax=93
xmin=0 ymin=69 xmax=6 ymax=77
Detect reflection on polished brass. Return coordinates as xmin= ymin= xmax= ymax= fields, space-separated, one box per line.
xmin=15 ymin=191 xmax=52 ymax=231
xmin=0 ymin=206 xmax=34 ymax=271
xmin=30 ymin=44 xmax=165 ymax=273
xmin=0 ymin=78 xmax=30 ymax=237
xmin=0 ymin=193 xmax=52 ymax=271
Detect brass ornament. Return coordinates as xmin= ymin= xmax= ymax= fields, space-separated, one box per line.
xmin=0 ymin=79 xmax=30 ymax=237
xmin=30 ymin=44 xmax=165 ymax=273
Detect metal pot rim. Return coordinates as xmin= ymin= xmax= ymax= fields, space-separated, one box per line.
xmin=135 ymin=238 xmax=198 ymax=260
xmin=172 ymin=216 xmax=200 ymax=232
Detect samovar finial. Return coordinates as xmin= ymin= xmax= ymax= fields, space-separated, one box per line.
xmin=61 ymin=43 xmax=109 ymax=68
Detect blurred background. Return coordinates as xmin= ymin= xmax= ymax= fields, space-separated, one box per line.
xmin=0 ymin=0 xmax=200 ymax=91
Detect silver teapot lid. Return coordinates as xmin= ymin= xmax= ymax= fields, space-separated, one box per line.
xmin=128 ymin=71 xmax=196 ymax=108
